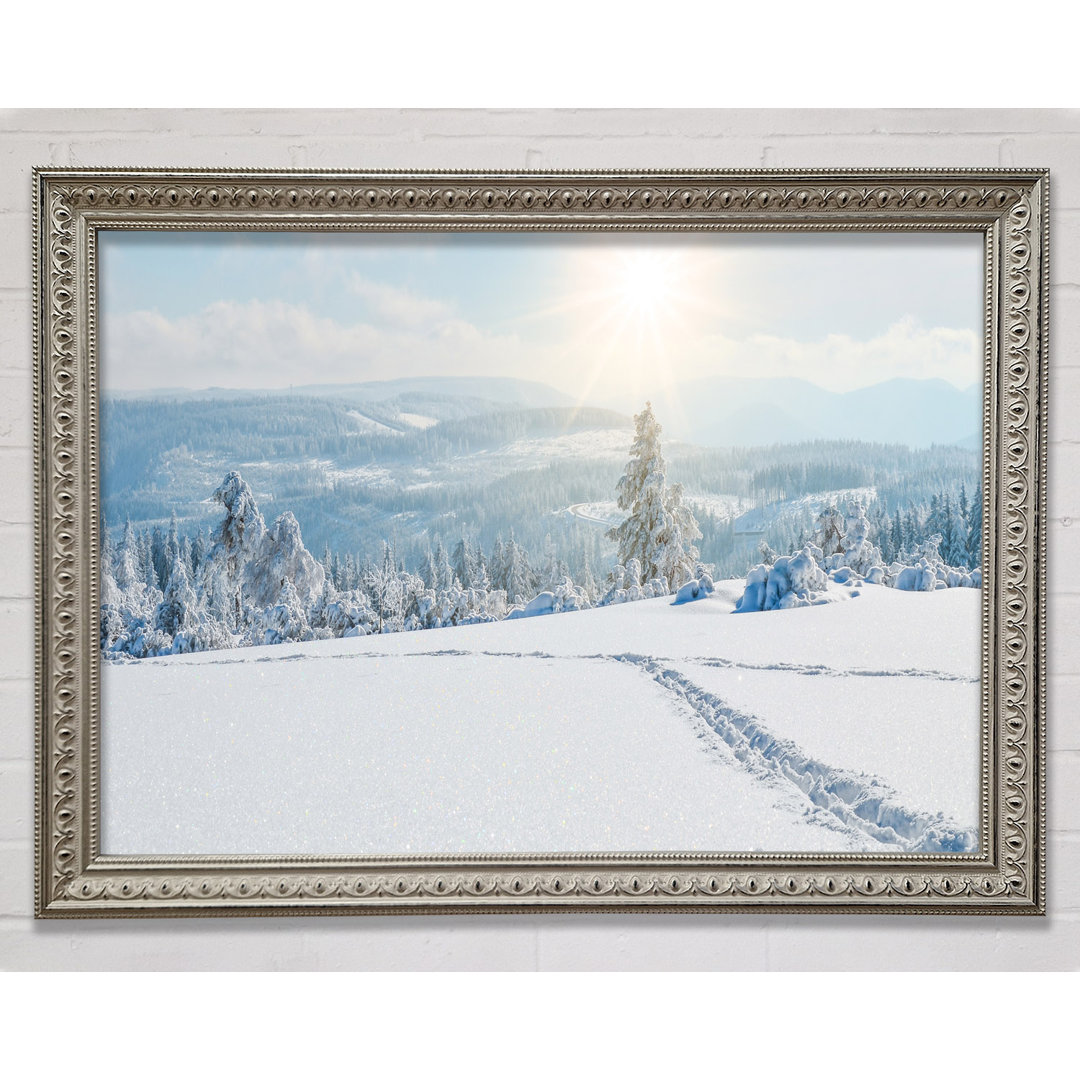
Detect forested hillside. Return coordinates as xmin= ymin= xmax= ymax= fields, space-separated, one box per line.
xmin=101 ymin=385 xmax=982 ymax=611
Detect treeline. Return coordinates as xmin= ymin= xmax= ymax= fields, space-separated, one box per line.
xmin=101 ymin=472 xmax=622 ymax=659
xmin=668 ymin=440 xmax=979 ymax=513
xmin=104 ymin=446 xmax=979 ymax=584
xmin=722 ymin=481 xmax=983 ymax=580
xmin=101 ymin=403 xmax=708 ymax=660
xmin=102 ymin=464 xmax=984 ymax=662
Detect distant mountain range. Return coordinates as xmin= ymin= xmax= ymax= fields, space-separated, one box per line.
xmin=601 ymin=376 xmax=981 ymax=449
xmin=109 ymin=375 xmax=572 ymax=409
xmin=109 ymin=373 xmax=980 ymax=450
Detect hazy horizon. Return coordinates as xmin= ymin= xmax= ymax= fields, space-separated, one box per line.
xmin=101 ymin=369 xmax=980 ymax=399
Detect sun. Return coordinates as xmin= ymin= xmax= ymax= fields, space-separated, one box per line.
xmin=509 ymin=242 xmax=724 ymax=415
xmin=610 ymin=251 xmax=681 ymax=320
xmin=544 ymin=246 xmax=708 ymax=416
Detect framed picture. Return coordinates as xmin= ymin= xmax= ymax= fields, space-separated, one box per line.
xmin=34 ymin=169 xmax=1047 ymax=916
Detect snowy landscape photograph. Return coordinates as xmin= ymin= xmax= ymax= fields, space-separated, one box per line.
xmin=96 ymin=228 xmax=986 ymax=858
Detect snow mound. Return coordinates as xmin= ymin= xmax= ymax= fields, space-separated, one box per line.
xmin=506 ymin=591 xmax=556 ymax=620
xmin=894 ymin=561 xmax=938 ymax=592
xmin=735 ymin=547 xmax=829 ymax=613
xmin=889 ymin=539 xmax=981 ymax=592
xmin=672 ymin=573 xmax=715 ymax=605
xmin=826 ymin=564 xmax=883 ymax=587
xmin=506 ymin=578 xmax=591 ymax=620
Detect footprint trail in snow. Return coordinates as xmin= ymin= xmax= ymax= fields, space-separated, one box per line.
xmin=610 ymin=652 xmax=977 ymax=853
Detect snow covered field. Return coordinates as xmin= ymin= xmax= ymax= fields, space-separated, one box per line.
xmin=101 ymin=582 xmax=980 ymax=857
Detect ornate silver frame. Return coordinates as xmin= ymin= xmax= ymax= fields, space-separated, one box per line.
xmin=33 ymin=168 xmax=1048 ymax=916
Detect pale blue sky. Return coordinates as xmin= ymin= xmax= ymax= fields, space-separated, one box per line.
xmin=99 ymin=230 xmax=984 ymax=399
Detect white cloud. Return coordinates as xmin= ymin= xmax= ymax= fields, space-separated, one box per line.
xmin=667 ymin=317 xmax=981 ymax=393
xmin=102 ymin=298 xmax=537 ymax=392
xmin=103 ymin=297 xmax=980 ymax=401
xmin=739 ymin=318 xmax=980 ymax=391
xmin=347 ymin=275 xmax=455 ymax=328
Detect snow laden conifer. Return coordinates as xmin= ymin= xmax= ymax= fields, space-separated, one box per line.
xmin=154 ymin=557 xmax=198 ymax=643
xmin=471 ymin=548 xmax=491 ymax=593
xmin=201 ymin=470 xmax=267 ymax=632
xmin=831 ymin=500 xmax=882 ymax=578
xmin=433 ymin=539 xmax=453 ymax=592
xmin=366 ymin=541 xmax=405 ymax=634
xmin=99 ymin=554 xmax=126 ymax=654
xmin=244 ymin=510 xmax=325 ymax=612
xmin=422 ymin=548 xmax=440 ymax=592
xmin=190 ymin=530 xmax=207 ymax=578
xmin=115 ymin=519 xmax=142 ymax=595
xmin=503 ymin=531 xmax=538 ymax=605
xmin=607 ymin=402 xmax=701 ymax=591
xmin=138 ymin=531 xmax=157 ymax=592
xmin=580 ymin=547 xmax=598 ymax=605
xmin=451 ymin=537 xmax=473 ymax=589
xmin=813 ymin=504 xmax=845 ymax=558
xmin=261 ymin=579 xmax=311 ymax=645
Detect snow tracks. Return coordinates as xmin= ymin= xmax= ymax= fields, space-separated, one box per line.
xmin=612 ymin=653 xmax=977 ymax=854
xmin=147 ymin=638 xmax=977 ymax=854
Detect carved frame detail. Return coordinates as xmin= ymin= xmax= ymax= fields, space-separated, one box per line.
xmin=33 ymin=169 xmax=1048 ymax=916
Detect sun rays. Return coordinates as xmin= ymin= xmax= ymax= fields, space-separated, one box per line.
xmin=558 ymin=244 xmax=724 ymax=428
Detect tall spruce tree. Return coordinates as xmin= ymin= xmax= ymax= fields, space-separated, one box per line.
xmin=201 ymin=471 xmax=267 ymax=630
xmin=607 ymin=402 xmax=700 ymax=589
xmin=116 ymin=519 xmax=141 ymax=593
xmin=490 ymin=535 xmax=506 ymax=593
xmin=155 ymin=557 xmax=198 ymax=641
xmin=451 ymin=537 xmax=474 ymax=589
xmin=503 ymin=531 xmax=536 ymax=604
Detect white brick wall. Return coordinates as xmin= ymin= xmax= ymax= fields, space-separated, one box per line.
xmin=1 ymin=108 xmax=1076 ymax=970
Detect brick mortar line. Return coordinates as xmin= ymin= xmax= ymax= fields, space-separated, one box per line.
xmin=7 ymin=123 xmax=1080 ymax=134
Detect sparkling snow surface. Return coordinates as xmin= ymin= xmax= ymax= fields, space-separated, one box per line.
xmin=101 ymin=583 xmax=980 ymax=857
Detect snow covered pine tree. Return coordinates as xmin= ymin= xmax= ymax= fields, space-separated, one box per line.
xmin=200 ymin=470 xmax=268 ymax=632
xmin=607 ymin=402 xmax=701 ymax=592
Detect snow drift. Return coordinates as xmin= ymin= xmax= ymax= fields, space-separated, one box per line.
xmin=735 ymin=546 xmax=829 ymax=613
